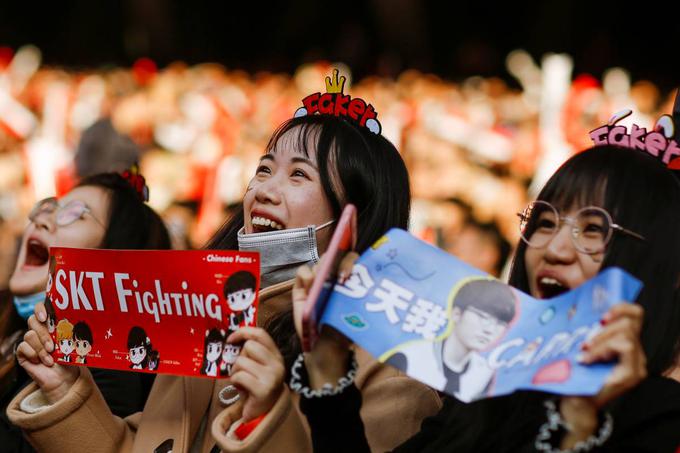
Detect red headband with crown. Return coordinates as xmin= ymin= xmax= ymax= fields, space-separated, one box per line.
xmin=589 ymin=109 xmax=680 ymax=169
xmin=293 ymin=69 xmax=382 ymax=135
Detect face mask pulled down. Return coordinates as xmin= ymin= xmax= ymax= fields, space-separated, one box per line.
xmin=238 ymin=220 xmax=334 ymax=288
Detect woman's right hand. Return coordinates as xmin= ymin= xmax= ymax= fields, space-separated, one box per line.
xmin=292 ymin=252 xmax=358 ymax=389
xmin=16 ymin=302 xmax=78 ymax=404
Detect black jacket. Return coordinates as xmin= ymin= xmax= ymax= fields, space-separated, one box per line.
xmin=301 ymin=376 xmax=680 ymax=453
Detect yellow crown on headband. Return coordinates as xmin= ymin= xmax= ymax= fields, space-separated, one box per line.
xmin=325 ymin=69 xmax=346 ymax=94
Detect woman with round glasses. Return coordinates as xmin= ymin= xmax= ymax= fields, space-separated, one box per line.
xmin=293 ymin=144 xmax=680 ymax=452
xmin=0 ymin=172 xmax=170 ymax=452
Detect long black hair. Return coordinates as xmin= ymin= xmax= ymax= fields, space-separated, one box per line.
xmin=206 ymin=114 xmax=412 ymax=371
xmin=509 ymin=145 xmax=680 ymax=375
xmin=76 ymin=173 xmax=171 ymax=250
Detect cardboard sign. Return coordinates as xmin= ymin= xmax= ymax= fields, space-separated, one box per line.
xmin=45 ymin=248 xmax=260 ymax=378
xmin=321 ymin=229 xmax=642 ymax=402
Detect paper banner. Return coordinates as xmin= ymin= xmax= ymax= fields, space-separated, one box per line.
xmin=321 ymin=229 xmax=642 ymax=402
xmin=46 ymin=248 xmax=260 ymax=378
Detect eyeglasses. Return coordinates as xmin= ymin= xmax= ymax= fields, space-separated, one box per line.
xmin=28 ymin=197 xmax=105 ymax=228
xmin=517 ymin=201 xmax=645 ymax=255
xmin=465 ymin=306 xmax=508 ymax=329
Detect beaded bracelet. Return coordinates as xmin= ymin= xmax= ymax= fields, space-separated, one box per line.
xmin=535 ymin=399 xmax=613 ymax=453
xmin=289 ymin=351 xmax=358 ymax=398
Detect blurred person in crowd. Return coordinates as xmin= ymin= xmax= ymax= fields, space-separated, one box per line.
xmin=74 ymin=118 xmax=140 ymax=178
xmin=444 ymin=217 xmax=511 ymax=277
xmin=8 ymin=113 xmax=441 ymax=453
xmin=0 ymin=171 xmax=170 ymax=452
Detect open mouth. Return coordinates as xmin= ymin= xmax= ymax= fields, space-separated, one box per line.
xmin=537 ymin=277 xmax=569 ymax=299
xmin=24 ymin=238 xmax=49 ymax=267
xmin=251 ymin=215 xmax=285 ymax=233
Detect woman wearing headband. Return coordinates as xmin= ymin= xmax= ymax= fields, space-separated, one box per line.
xmin=8 ymin=112 xmax=441 ymax=452
xmin=1 ymin=171 xmax=170 ymax=452
xmin=294 ymin=145 xmax=680 ymax=452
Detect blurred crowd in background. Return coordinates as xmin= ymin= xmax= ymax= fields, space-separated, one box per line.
xmin=0 ymin=44 xmax=677 ymax=288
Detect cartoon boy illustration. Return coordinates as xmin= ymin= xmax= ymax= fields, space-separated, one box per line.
xmin=73 ymin=321 xmax=93 ymax=364
xmin=127 ymin=326 xmax=159 ymax=370
xmin=387 ymin=278 xmax=516 ymax=402
xmin=56 ymin=319 xmax=75 ymax=362
xmin=219 ymin=343 xmax=241 ymax=377
xmin=224 ymin=270 xmax=257 ymax=335
xmin=200 ymin=328 xmax=226 ymax=377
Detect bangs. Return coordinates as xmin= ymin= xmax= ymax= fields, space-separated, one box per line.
xmin=265 ymin=117 xmax=324 ymax=159
xmin=537 ymin=156 xmax=608 ymax=214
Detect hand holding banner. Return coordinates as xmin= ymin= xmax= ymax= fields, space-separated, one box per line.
xmin=320 ymin=229 xmax=642 ymax=402
xmin=46 ymin=248 xmax=260 ymax=378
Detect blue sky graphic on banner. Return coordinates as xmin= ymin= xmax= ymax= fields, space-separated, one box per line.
xmin=320 ymin=229 xmax=643 ymax=402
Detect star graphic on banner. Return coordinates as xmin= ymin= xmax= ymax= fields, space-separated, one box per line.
xmin=125 ymin=354 xmax=129 ymax=361
xmin=105 ymin=328 xmax=113 ymax=339
xmin=387 ymin=248 xmax=398 ymax=260
xmin=190 ymin=327 xmax=195 ymax=335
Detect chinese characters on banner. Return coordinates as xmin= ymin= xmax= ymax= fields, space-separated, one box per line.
xmin=46 ymin=248 xmax=260 ymax=378
xmin=321 ymin=229 xmax=642 ymax=402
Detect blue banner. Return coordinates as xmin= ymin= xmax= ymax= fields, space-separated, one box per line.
xmin=321 ymin=229 xmax=642 ymax=402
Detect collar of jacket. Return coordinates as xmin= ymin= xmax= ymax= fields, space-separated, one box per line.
xmin=257 ymin=278 xmax=295 ymax=328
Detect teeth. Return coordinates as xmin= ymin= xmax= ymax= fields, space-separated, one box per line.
xmin=251 ymin=216 xmax=283 ymax=230
xmin=540 ymin=277 xmax=563 ymax=287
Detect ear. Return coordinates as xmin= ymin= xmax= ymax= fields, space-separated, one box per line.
xmin=451 ymin=307 xmax=462 ymax=323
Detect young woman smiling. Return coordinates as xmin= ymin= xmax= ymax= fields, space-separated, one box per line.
xmin=7 ymin=114 xmax=441 ymax=453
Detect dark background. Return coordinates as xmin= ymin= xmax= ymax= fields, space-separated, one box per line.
xmin=1 ymin=0 xmax=677 ymax=90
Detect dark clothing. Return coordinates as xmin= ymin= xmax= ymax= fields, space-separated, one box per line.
xmin=300 ymin=376 xmax=680 ymax=453
xmin=442 ymin=359 xmax=469 ymax=396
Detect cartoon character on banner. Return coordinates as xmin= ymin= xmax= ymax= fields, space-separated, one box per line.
xmin=127 ymin=326 xmax=160 ymax=370
xmin=219 ymin=343 xmax=241 ymax=377
xmin=45 ymin=256 xmax=58 ymax=344
xmin=45 ymin=298 xmax=57 ymax=344
xmin=56 ymin=319 xmax=75 ymax=362
xmin=73 ymin=321 xmax=93 ymax=364
xmin=224 ymin=270 xmax=257 ymax=334
xmin=200 ymin=328 xmax=226 ymax=377
xmin=384 ymin=278 xmax=517 ymax=402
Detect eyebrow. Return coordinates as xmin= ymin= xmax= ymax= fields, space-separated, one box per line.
xmin=258 ymin=154 xmax=319 ymax=171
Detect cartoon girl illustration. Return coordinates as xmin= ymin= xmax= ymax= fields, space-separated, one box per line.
xmin=56 ymin=319 xmax=75 ymax=362
xmin=73 ymin=321 xmax=93 ymax=364
xmin=219 ymin=343 xmax=241 ymax=377
xmin=127 ymin=326 xmax=160 ymax=370
xmin=224 ymin=270 xmax=257 ymax=335
xmin=200 ymin=328 xmax=226 ymax=377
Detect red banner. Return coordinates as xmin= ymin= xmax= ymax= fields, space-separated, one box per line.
xmin=45 ymin=248 xmax=260 ymax=378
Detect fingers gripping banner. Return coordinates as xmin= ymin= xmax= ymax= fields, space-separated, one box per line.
xmin=46 ymin=248 xmax=260 ymax=378
xmin=321 ymin=229 xmax=642 ymax=402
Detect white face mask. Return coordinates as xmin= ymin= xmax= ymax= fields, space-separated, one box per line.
xmin=237 ymin=219 xmax=335 ymax=287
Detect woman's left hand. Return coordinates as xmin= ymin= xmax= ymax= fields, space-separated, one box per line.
xmin=580 ymin=303 xmax=647 ymax=407
xmin=227 ymin=327 xmax=286 ymax=422
xmin=559 ymin=303 xmax=646 ymax=447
